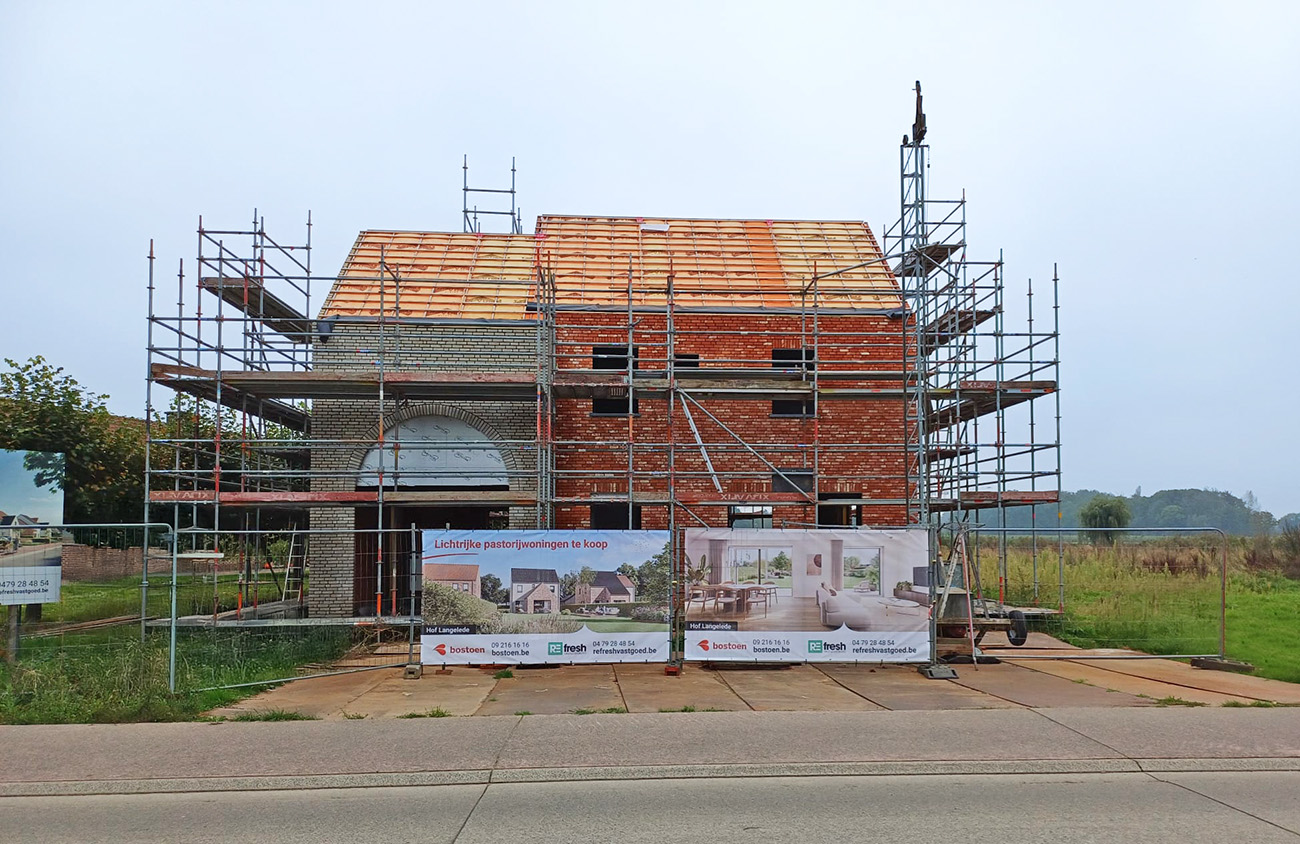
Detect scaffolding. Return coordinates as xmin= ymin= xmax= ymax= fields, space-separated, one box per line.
xmin=144 ymin=98 xmax=1060 ymax=626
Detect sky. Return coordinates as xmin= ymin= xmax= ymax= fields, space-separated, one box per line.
xmin=0 ymin=449 xmax=65 ymax=524
xmin=1 ymin=2 xmax=1298 ymax=515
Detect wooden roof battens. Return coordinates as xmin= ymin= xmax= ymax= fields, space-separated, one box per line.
xmin=323 ymin=216 xmax=902 ymax=320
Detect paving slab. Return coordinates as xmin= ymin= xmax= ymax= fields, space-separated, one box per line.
xmin=207 ymin=668 xmax=395 ymax=719
xmin=614 ymin=664 xmax=749 ymax=712
xmin=325 ymin=670 xmax=495 ymax=719
xmin=1005 ymin=659 xmax=1254 ymax=706
xmin=1042 ymin=707 xmax=1300 ymax=758
xmin=951 ymin=661 xmax=1152 ymax=708
xmin=1070 ymin=658 xmax=1300 ymax=704
xmin=474 ymin=665 xmax=625 ymax=716
xmin=493 ymin=709 xmax=1121 ymax=769
xmin=0 ymin=719 xmax=518 ymax=782
xmin=815 ymin=664 xmax=1023 ymax=710
xmin=712 ymin=664 xmax=883 ymax=711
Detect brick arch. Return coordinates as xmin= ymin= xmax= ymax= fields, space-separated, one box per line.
xmin=346 ymin=402 xmax=526 ymax=481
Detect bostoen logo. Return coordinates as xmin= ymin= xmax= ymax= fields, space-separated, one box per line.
xmin=808 ymin=640 xmax=824 ymax=654
xmin=432 ymin=642 xmax=486 ymax=656
xmin=698 ymin=639 xmax=746 ymax=652
xmin=548 ymin=642 xmax=563 ymax=656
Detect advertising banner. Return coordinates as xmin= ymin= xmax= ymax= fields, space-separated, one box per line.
xmin=0 ymin=448 xmax=64 ymax=606
xmin=683 ymin=528 xmax=931 ymax=663
xmin=420 ymin=530 xmax=671 ymax=665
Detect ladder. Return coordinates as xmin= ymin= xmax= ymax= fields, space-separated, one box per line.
xmin=935 ymin=526 xmax=982 ymax=665
xmin=282 ymin=530 xmax=306 ymax=604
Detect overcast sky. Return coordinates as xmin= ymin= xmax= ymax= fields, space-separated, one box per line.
xmin=2 ymin=2 xmax=1297 ymax=515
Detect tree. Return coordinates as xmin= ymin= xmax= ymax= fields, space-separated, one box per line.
xmin=1079 ymin=494 xmax=1131 ymax=546
xmin=0 ymin=356 xmax=144 ymax=523
xmin=479 ymin=573 xmax=508 ymax=604
xmin=634 ymin=541 xmax=672 ymax=602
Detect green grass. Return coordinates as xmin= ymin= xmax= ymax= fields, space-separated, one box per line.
xmin=230 ymin=709 xmax=317 ymax=721
xmin=659 ymin=705 xmax=697 ymax=712
xmin=1147 ymin=696 xmax=1207 ymax=707
xmin=397 ymin=707 xmax=452 ymax=718
xmin=985 ymin=542 xmax=1300 ymax=685
xmin=514 ymin=710 xmax=532 ymax=716
xmin=1224 ymin=573 xmax=1300 ymax=684
xmin=494 ymin=613 xmax=663 ymax=634
xmin=566 ymin=618 xmax=664 ymax=633
xmin=493 ymin=669 xmax=514 ymax=679
xmin=0 ymin=626 xmax=352 ymax=724
xmin=39 ymin=576 xmax=283 ymax=625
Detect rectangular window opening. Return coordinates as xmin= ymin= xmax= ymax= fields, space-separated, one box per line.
xmin=771 ymin=348 xmax=816 ymax=416
xmin=590 ymin=502 xmax=643 ymax=530
xmin=592 ymin=345 xmax=639 ymax=415
xmin=817 ymin=491 xmax=864 ymax=528
xmin=728 ymin=504 xmax=774 ymax=529
xmin=771 ymin=470 xmax=814 ymax=494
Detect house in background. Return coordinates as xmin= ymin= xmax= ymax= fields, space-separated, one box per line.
xmin=0 ymin=513 xmax=46 ymax=546
xmin=572 ymin=571 xmax=637 ymax=605
xmin=511 ymin=567 xmax=559 ymax=614
xmin=422 ymin=563 xmax=481 ymax=598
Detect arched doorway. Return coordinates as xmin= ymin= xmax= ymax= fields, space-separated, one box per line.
xmin=352 ymin=414 xmax=511 ymax=615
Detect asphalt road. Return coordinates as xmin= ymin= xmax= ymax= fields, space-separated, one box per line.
xmin=4 ymin=771 xmax=1298 ymax=844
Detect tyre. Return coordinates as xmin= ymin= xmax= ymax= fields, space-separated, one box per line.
xmin=1007 ymin=610 xmax=1029 ymax=646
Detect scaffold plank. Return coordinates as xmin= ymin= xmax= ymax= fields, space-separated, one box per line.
xmin=199 ymin=276 xmax=313 ymax=341
xmin=151 ymin=364 xmax=538 ymax=401
xmin=148 ymin=490 xmax=536 ymax=506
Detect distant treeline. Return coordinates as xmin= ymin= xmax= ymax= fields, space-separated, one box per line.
xmin=992 ymin=488 xmax=1300 ymax=536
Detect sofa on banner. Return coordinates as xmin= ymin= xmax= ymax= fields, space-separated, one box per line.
xmin=682 ymin=527 xmax=932 ymax=663
xmin=419 ymin=530 xmax=671 ymax=665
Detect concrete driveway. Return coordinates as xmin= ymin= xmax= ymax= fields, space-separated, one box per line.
xmin=207 ymin=643 xmax=1300 ymax=720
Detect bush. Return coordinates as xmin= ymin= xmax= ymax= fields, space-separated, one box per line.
xmin=630 ymin=605 xmax=669 ymax=623
xmin=421 ymin=583 xmax=501 ymax=633
xmin=565 ymin=601 xmax=661 ymax=618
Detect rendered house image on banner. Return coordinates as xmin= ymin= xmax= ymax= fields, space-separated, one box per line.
xmin=0 ymin=448 xmax=65 ymax=606
xmin=683 ymin=528 xmax=930 ymax=662
xmin=420 ymin=530 xmax=671 ymax=665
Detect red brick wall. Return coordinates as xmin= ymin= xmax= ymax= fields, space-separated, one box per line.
xmin=60 ymin=545 xmax=174 ymax=582
xmin=551 ymin=311 xmax=912 ymax=529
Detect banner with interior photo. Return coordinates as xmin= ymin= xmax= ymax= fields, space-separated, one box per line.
xmin=682 ymin=528 xmax=931 ymax=663
xmin=420 ymin=530 xmax=671 ymax=665
xmin=1 ymin=448 xmax=65 ymax=606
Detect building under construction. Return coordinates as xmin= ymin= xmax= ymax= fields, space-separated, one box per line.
xmin=145 ymin=100 xmax=1061 ymax=621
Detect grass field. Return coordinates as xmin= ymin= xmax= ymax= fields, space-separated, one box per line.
xmin=565 ymin=617 xmax=664 ymax=633
xmin=496 ymin=612 xmax=663 ymax=634
xmin=0 ymin=626 xmax=351 ymax=724
xmin=980 ymin=539 xmax=1300 ymax=684
xmin=38 ymin=575 xmax=283 ymax=624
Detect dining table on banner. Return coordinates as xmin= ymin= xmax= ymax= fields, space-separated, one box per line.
xmin=695 ymin=582 xmax=776 ymax=614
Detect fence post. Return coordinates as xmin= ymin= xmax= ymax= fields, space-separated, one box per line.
xmin=168 ymin=533 xmax=179 ymax=693
xmin=140 ymin=533 xmax=149 ymax=644
xmin=5 ymin=605 xmax=17 ymax=664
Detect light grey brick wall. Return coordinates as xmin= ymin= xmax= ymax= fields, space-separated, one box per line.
xmin=308 ymin=320 xmax=539 ymax=617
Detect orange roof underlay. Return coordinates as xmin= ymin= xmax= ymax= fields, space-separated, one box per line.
xmin=321 ymin=216 xmax=900 ymax=320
